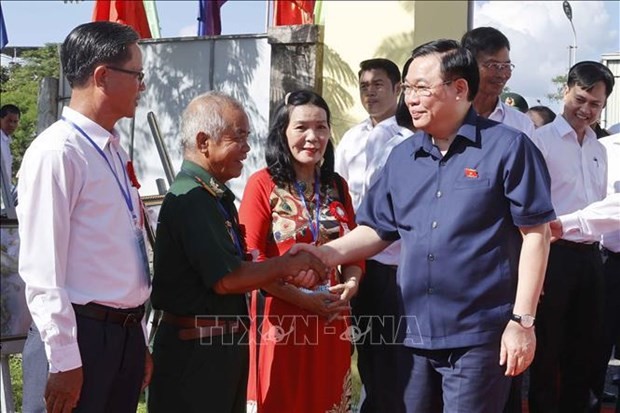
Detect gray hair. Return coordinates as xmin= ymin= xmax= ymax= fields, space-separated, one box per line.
xmin=180 ymin=91 xmax=245 ymax=152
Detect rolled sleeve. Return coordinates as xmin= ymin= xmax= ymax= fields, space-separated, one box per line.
xmin=560 ymin=212 xmax=582 ymax=236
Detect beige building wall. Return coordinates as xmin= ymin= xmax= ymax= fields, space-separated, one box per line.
xmin=320 ymin=0 xmax=469 ymax=142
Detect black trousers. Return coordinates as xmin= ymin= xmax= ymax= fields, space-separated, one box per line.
xmin=503 ymin=374 xmax=524 ymax=413
xmin=352 ymin=260 xmax=407 ymax=413
xmin=590 ymin=250 xmax=620 ymax=412
xmin=528 ymin=243 xmax=604 ymax=413
xmin=74 ymin=312 xmax=146 ymax=413
xmin=148 ymin=323 xmax=249 ymax=413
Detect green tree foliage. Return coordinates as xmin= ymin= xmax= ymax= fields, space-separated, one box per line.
xmin=1 ymin=44 xmax=60 ymax=181
xmin=546 ymin=74 xmax=568 ymax=103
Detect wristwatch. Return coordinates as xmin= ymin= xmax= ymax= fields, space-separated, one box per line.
xmin=510 ymin=313 xmax=535 ymax=328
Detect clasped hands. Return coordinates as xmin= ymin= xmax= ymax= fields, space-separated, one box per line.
xmin=281 ymin=243 xmax=358 ymax=321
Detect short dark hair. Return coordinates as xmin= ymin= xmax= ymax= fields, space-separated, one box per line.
xmin=61 ymin=21 xmax=139 ymax=88
xmin=266 ymin=90 xmax=335 ymax=188
xmin=527 ymin=106 xmax=556 ymax=126
xmin=358 ymin=58 xmax=401 ymax=87
xmin=0 ymin=104 xmax=21 ymax=118
xmin=461 ymin=27 xmax=510 ymax=57
xmin=411 ymin=39 xmax=479 ymax=101
xmin=395 ymin=57 xmax=414 ymax=130
xmin=567 ymin=61 xmax=615 ymax=98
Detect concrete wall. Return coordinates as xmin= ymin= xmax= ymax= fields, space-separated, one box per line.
xmin=319 ymin=0 xmax=469 ymax=142
xmin=53 ymin=2 xmax=470 ymax=195
xmin=601 ymin=52 xmax=620 ymax=130
xmin=59 ymin=35 xmax=273 ymax=197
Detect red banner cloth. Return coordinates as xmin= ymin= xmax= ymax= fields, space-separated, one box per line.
xmin=92 ymin=0 xmax=152 ymax=39
xmin=274 ymin=0 xmax=315 ymax=26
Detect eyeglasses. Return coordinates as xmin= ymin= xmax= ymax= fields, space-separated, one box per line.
xmin=480 ymin=62 xmax=515 ymax=72
xmin=105 ymin=66 xmax=145 ymax=82
xmin=400 ymin=80 xmax=453 ymax=97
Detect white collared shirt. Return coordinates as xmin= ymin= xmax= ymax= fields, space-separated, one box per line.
xmin=559 ymin=134 xmax=620 ymax=252
xmin=532 ymin=115 xmax=608 ymax=243
xmin=488 ymin=100 xmax=536 ymax=140
xmin=335 ymin=117 xmax=374 ymax=210
xmin=335 ymin=116 xmax=404 ymax=265
xmin=16 ymin=107 xmax=151 ymax=372
xmin=1 ymin=129 xmax=12 ymax=186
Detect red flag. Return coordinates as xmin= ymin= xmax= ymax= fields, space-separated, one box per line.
xmin=92 ymin=0 xmax=152 ymax=39
xmin=274 ymin=0 xmax=315 ymax=26
xmin=464 ymin=168 xmax=479 ymax=179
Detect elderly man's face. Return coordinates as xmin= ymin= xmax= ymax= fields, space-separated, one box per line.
xmin=207 ymin=106 xmax=251 ymax=183
xmin=404 ymin=53 xmax=458 ymax=135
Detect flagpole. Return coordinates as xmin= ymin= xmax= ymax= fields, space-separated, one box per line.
xmin=265 ymin=0 xmax=270 ymax=32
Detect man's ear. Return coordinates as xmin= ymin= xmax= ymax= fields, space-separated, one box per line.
xmin=453 ymin=78 xmax=469 ymax=101
xmin=562 ymin=85 xmax=570 ymax=101
xmin=93 ymin=65 xmax=107 ymax=89
xmin=393 ymin=81 xmax=402 ymax=95
xmin=196 ymin=131 xmax=209 ymax=154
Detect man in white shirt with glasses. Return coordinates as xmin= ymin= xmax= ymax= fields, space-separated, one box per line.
xmin=17 ymin=22 xmax=151 ymax=413
xmin=461 ymin=27 xmax=535 ymax=139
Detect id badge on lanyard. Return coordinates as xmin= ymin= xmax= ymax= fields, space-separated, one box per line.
xmin=134 ymin=223 xmax=151 ymax=286
xmin=63 ymin=117 xmax=151 ymax=285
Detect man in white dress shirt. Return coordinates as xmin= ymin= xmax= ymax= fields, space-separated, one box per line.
xmin=528 ymin=61 xmax=615 ymax=413
xmin=461 ymin=27 xmax=535 ymax=139
xmin=335 ymin=58 xmax=407 ymax=413
xmin=16 ymin=22 xmax=152 ymax=413
xmin=549 ymin=133 xmax=620 ymax=412
xmin=0 ymin=104 xmax=20 ymax=196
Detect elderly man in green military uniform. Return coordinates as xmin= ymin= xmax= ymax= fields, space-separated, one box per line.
xmin=148 ymin=91 xmax=326 ymax=413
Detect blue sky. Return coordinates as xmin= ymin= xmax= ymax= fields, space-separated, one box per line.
xmin=2 ymin=0 xmax=619 ymax=110
xmin=2 ymin=0 xmax=267 ymax=46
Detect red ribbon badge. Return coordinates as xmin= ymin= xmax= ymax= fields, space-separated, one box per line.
xmin=328 ymin=201 xmax=348 ymax=224
xmin=464 ymin=168 xmax=479 ymax=179
xmin=126 ymin=161 xmax=141 ymax=189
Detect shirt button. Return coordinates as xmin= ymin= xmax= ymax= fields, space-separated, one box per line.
xmin=436 ymin=191 xmax=442 ymax=198
xmin=432 ymin=221 xmax=438 ymax=229
xmin=439 ymin=161 xmax=446 ymax=167
xmin=428 ymin=288 xmax=434 ymax=294
xmin=428 ymin=254 xmax=435 ymax=261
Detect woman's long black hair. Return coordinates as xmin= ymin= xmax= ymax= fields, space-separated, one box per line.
xmin=266 ymin=89 xmax=336 ymax=189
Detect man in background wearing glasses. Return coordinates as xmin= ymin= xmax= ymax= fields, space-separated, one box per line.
xmin=295 ymin=39 xmax=554 ymax=413
xmin=461 ymin=26 xmax=538 ymax=413
xmin=17 ymin=22 xmax=151 ymax=413
xmin=461 ymin=27 xmax=535 ymax=141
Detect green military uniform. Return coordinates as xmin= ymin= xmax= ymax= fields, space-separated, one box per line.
xmin=148 ymin=160 xmax=249 ymax=413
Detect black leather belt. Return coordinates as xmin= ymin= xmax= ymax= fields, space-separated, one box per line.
xmin=161 ymin=312 xmax=248 ymax=340
xmin=73 ymin=302 xmax=144 ymax=327
xmin=602 ymin=246 xmax=620 ymax=259
xmin=554 ymin=239 xmax=599 ymax=252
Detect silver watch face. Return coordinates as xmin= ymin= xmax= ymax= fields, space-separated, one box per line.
xmin=520 ymin=314 xmax=535 ymax=328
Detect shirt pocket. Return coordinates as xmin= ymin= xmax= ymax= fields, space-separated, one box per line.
xmin=453 ymin=177 xmax=490 ymax=190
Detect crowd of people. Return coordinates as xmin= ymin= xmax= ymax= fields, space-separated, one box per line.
xmin=4 ymin=19 xmax=619 ymax=413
